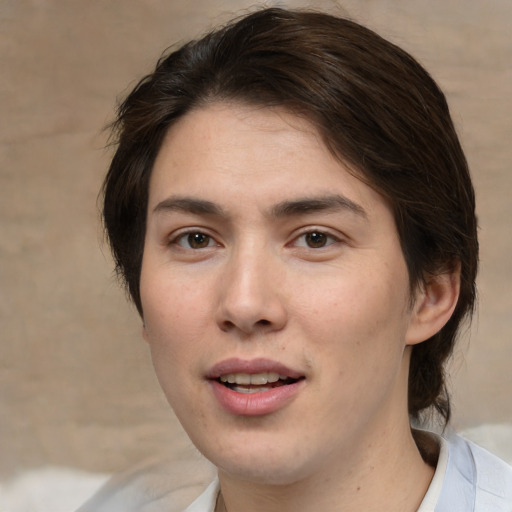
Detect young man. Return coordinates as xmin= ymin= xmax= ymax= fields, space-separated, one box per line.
xmin=86 ymin=7 xmax=512 ymax=512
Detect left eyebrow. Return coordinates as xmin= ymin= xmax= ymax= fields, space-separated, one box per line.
xmin=152 ymin=196 xmax=225 ymax=217
xmin=270 ymin=195 xmax=368 ymax=220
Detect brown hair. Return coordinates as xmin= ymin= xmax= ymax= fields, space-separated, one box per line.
xmin=103 ymin=8 xmax=478 ymax=423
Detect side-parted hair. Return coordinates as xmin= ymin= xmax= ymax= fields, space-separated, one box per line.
xmin=103 ymin=8 xmax=478 ymax=423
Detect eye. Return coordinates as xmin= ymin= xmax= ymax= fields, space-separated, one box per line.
xmin=294 ymin=230 xmax=339 ymax=249
xmin=174 ymin=231 xmax=217 ymax=249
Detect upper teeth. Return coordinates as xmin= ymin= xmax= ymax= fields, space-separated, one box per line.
xmin=219 ymin=372 xmax=287 ymax=385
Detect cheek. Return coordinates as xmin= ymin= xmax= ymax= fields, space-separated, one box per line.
xmin=140 ymin=273 xmax=208 ymax=370
xmin=294 ymin=262 xmax=410 ymax=365
xmin=301 ymin=268 xmax=406 ymax=324
xmin=142 ymin=262 xmax=213 ymax=327
xmin=142 ymin=288 xmax=203 ymax=411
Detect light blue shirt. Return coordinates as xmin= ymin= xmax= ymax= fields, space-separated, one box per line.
xmin=433 ymin=432 xmax=512 ymax=511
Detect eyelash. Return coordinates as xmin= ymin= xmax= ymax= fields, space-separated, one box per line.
xmin=291 ymin=229 xmax=340 ymax=249
xmin=170 ymin=230 xmax=219 ymax=250
xmin=169 ymin=228 xmax=341 ymax=251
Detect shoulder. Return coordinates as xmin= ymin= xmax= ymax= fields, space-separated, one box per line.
xmin=76 ymin=457 xmax=215 ymax=512
xmin=463 ymin=435 xmax=512 ymax=506
xmin=445 ymin=432 xmax=512 ymax=511
xmin=182 ymin=479 xmax=219 ymax=512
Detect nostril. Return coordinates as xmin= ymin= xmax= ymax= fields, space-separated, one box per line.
xmin=220 ymin=318 xmax=271 ymax=333
xmin=221 ymin=320 xmax=236 ymax=331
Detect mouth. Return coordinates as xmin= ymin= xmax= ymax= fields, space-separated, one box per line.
xmin=218 ymin=372 xmax=302 ymax=394
xmin=208 ymin=359 xmax=305 ymax=415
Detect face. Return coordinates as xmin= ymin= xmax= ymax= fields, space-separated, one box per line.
xmin=140 ymin=103 xmax=423 ymax=485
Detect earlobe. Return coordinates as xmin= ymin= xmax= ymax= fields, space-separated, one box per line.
xmin=406 ymin=265 xmax=460 ymax=346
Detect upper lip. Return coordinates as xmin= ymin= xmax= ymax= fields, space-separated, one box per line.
xmin=207 ymin=358 xmax=304 ymax=380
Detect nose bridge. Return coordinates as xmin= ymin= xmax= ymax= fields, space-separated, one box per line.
xmin=216 ymin=238 xmax=286 ymax=334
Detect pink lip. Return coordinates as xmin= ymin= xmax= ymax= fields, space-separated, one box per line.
xmin=207 ymin=358 xmax=305 ymax=416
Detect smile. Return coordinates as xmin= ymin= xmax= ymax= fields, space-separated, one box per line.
xmin=208 ymin=359 xmax=305 ymax=415
xmin=218 ymin=372 xmax=300 ymax=393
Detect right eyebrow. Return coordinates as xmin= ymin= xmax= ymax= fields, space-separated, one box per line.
xmin=270 ymin=194 xmax=368 ymax=220
xmin=152 ymin=196 xmax=225 ymax=217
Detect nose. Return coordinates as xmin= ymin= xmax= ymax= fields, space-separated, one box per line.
xmin=215 ymin=247 xmax=287 ymax=336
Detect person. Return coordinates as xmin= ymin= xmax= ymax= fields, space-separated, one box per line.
xmin=82 ymin=7 xmax=512 ymax=512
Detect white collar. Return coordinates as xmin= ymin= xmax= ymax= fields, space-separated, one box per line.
xmin=417 ymin=433 xmax=448 ymax=512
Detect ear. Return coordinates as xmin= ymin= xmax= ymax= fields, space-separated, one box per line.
xmin=405 ymin=265 xmax=460 ymax=346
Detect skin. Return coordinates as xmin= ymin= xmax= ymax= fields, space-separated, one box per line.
xmin=140 ymin=103 xmax=459 ymax=511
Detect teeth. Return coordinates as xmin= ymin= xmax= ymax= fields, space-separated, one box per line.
xmin=231 ymin=386 xmax=272 ymax=393
xmin=219 ymin=372 xmax=282 ymax=385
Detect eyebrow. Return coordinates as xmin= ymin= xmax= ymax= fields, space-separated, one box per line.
xmin=152 ymin=194 xmax=367 ymax=220
xmin=153 ymin=197 xmax=225 ymax=216
xmin=271 ymin=195 xmax=367 ymax=220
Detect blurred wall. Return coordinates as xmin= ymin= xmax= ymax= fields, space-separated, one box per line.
xmin=1 ymin=0 xmax=511 ymax=479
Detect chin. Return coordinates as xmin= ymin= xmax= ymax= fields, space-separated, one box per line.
xmin=217 ymin=459 xmax=311 ymax=486
xmin=198 ymin=434 xmax=320 ymax=486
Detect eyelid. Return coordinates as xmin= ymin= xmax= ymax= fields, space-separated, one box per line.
xmin=168 ymin=227 xmax=222 ymax=249
xmin=288 ymin=227 xmax=344 ymax=249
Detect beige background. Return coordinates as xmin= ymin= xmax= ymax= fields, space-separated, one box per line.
xmin=1 ymin=0 xmax=511 ymax=485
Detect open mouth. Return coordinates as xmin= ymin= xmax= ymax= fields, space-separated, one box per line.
xmin=210 ymin=362 xmax=305 ymax=414
xmin=218 ymin=372 xmax=301 ymax=394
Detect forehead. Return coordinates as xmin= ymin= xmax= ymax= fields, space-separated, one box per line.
xmin=149 ymin=103 xmax=383 ymax=222
xmin=157 ymin=102 xmax=326 ymax=168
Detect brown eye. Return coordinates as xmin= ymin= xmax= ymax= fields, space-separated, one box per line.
xmin=305 ymin=231 xmax=328 ymax=248
xmin=175 ymin=232 xmax=215 ymax=249
xmin=292 ymin=230 xmax=339 ymax=250
xmin=187 ymin=232 xmax=211 ymax=249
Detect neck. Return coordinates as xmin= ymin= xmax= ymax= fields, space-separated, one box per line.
xmin=216 ymin=423 xmax=435 ymax=512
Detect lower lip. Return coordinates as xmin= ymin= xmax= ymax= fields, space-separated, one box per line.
xmin=210 ymin=379 xmax=304 ymax=416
